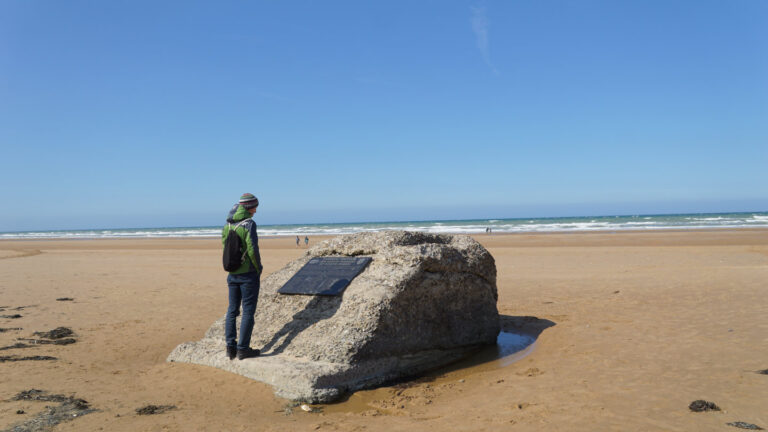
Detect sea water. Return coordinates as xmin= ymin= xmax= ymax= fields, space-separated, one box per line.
xmin=2 ymin=212 xmax=767 ymax=239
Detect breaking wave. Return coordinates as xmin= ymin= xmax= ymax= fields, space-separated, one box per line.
xmin=2 ymin=212 xmax=767 ymax=239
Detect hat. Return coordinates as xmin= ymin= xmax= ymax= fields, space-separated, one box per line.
xmin=239 ymin=193 xmax=259 ymax=209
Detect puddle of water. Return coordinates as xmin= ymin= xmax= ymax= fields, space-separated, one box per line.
xmin=320 ymin=331 xmax=536 ymax=414
xmin=496 ymin=331 xmax=537 ymax=367
xmin=423 ymin=331 xmax=536 ymax=379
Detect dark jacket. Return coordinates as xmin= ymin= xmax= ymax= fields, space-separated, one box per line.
xmin=222 ymin=204 xmax=262 ymax=275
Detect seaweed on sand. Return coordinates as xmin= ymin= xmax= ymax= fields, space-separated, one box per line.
xmin=2 ymin=389 xmax=95 ymax=432
xmin=32 ymin=328 xmax=74 ymax=340
xmin=135 ymin=404 xmax=177 ymax=415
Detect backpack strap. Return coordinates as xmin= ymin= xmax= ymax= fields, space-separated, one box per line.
xmin=227 ymin=219 xmax=251 ymax=230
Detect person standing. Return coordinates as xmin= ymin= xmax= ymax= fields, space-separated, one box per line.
xmin=222 ymin=193 xmax=262 ymax=360
xmin=304 ymin=236 xmax=309 ymax=247
xmin=296 ymin=235 xmax=300 ymax=247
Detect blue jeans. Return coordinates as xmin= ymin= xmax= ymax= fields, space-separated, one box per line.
xmin=225 ymin=272 xmax=260 ymax=350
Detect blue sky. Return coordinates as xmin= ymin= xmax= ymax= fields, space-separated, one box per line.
xmin=1 ymin=1 xmax=766 ymax=231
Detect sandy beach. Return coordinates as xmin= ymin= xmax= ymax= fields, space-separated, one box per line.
xmin=1 ymin=230 xmax=766 ymax=431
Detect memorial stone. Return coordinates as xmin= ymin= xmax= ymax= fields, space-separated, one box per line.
xmin=168 ymin=231 xmax=500 ymax=403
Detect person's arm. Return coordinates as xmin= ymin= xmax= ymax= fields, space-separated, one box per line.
xmin=245 ymin=221 xmax=262 ymax=274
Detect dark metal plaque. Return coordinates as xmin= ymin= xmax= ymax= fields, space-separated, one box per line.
xmin=278 ymin=256 xmax=372 ymax=296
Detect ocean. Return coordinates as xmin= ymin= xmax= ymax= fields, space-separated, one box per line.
xmin=1 ymin=212 xmax=767 ymax=239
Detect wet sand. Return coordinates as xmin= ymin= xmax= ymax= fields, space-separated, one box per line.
xmin=1 ymin=230 xmax=767 ymax=431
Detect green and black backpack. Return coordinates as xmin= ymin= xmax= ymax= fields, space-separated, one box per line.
xmin=222 ymin=220 xmax=250 ymax=272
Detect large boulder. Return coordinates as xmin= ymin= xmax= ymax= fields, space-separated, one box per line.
xmin=168 ymin=231 xmax=499 ymax=403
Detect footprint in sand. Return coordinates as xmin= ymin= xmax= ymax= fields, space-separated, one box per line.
xmin=517 ymin=367 xmax=544 ymax=377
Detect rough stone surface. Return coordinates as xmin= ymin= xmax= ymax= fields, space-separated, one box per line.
xmin=168 ymin=231 xmax=500 ymax=403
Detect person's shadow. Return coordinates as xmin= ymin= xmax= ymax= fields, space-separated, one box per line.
xmin=259 ymin=295 xmax=343 ymax=356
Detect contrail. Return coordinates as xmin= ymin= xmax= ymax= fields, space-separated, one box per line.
xmin=471 ymin=5 xmax=500 ymax=75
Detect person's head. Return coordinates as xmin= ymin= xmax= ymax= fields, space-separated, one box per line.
xmin=239 ymin=193 xmax=259 ymax=215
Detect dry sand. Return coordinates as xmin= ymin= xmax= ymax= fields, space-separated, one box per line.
xmin=1 ymin=230 xmax=767 ymax=431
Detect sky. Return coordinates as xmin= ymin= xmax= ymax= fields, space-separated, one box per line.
xmin=1 ymin=1 xmax=767 ymax=231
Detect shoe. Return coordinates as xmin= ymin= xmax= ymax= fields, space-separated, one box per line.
xmin=226 ymin=346 xmax=237 ymax=360
xmin=236 ymin=347 xmax=260 ymax=360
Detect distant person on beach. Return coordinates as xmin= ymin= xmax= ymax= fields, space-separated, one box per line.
xmin=222 ymin=193 xmax=262 ymax=361
xmin=296 ymin=235 xmax=300 ymax=247
xmin=304 ymin=236 xmax=309 ymax=247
